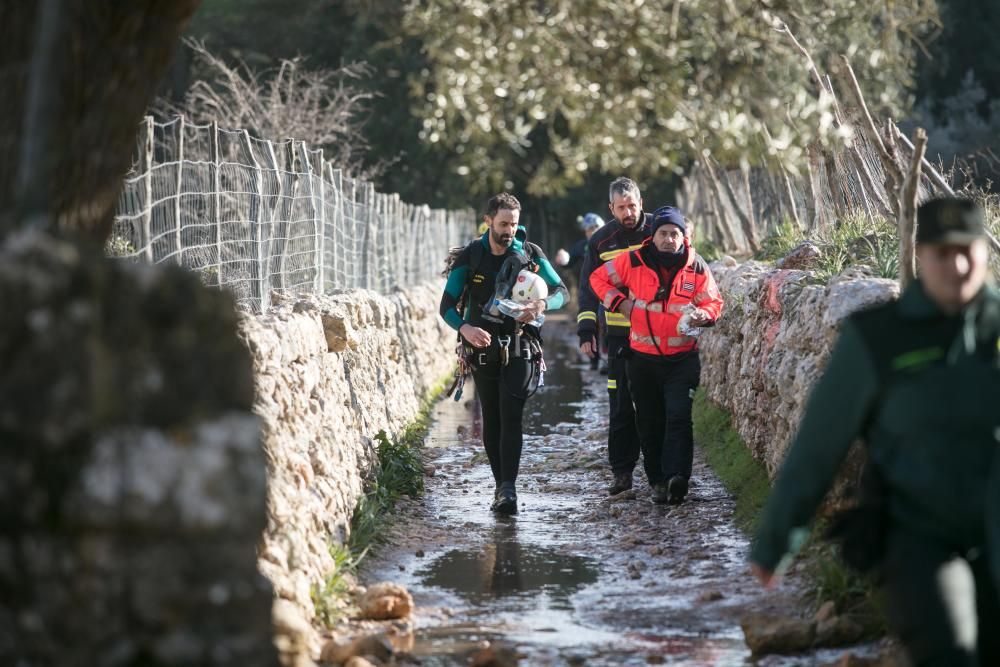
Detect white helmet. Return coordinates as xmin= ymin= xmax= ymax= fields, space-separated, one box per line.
xmin=511 ymin=269 xmax=549 ymax=303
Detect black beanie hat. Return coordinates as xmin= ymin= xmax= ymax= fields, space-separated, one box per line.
xmin=651 ymin=206 xmax=686 ymax=236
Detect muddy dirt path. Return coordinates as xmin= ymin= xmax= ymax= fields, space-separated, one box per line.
xmin=355 ymin=317 xmax=867 ymax=666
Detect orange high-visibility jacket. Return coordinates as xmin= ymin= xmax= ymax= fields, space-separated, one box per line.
xmin=589 ymin=238 xmax=724 ymax=356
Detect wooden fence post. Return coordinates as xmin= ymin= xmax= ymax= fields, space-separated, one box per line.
xmin=174 ymin=115 xmax=185 ymax=266
xmin=239 ymin=130 xmax=267 ymax=312
xmin=316 ymin=153 xmax=327 ymax=295
xmin=265 ymin=140 xmax=286 ymax=291
xmin=297 ymin=142 xmax=323 ymax=295
xmin=141 ymin=116 xmax=154 ymax=262
xmin=330 ymin=166 xmax=342 ymax=289
xmin=210 ymin=120 xmax=222 ymax=286
xmin=348 ymin=177 xmax=358 ymax=288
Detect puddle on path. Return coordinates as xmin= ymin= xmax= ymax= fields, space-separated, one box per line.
xmin=357 ymin=316 xmax=883 ymax=666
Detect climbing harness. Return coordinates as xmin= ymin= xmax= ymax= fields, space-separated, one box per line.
xmin=445 ymin=340 xmax=472 ymax=401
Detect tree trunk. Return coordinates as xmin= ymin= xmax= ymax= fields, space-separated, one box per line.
xmin=0 ymin=1 xmax=202 ymax=242
xmin=713 ymin=158 xmax=760 ymax=252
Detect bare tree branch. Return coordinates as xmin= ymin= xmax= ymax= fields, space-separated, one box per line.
xmin=899 ymin=127 xmax=926 ymax=288
xmin=161 ymin=39 xmax=380 ymax=178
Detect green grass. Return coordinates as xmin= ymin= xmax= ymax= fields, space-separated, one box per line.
xmin=693 ymin=234 xmax=724 ymax=262
xmin=692 ymin=388 xmax=771 ymax=533
xmin=753 ymin=212 xmax=902 ymax=281
xmin=693 ymin=387 xmax=886 ymax=630
xmin=801 ymin=530 xmax=888 ymax=636
xmin=311 ymin=542 xmax=361 ymax=627
xmin=754 ymin=218 xmax=804 ymax=263
xmin=350 ymin=375 xmax=449 ymax=556
xmin=348 ymin=427 xmax=427 ymax=553
xmin=311 ymin=375 xmax=450 ymax=628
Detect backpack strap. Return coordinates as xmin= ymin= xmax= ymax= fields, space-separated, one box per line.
xmin=454 ymin=240 xmax=486 ymax=319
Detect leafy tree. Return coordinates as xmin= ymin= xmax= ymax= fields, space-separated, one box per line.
xmin=403 ymin=0 xmax=938 ymax=197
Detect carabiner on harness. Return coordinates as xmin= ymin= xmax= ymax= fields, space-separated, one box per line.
xmin=498 ymin=335 xmax=511 ymax=366
xmin=446 ymin=341 xmax=472 ymax=401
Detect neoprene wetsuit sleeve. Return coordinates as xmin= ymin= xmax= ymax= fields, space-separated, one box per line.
xmin=439 ymin=246 xmax=471 ymax=331
xmin=531 ymin=246 xmax=568 ymax=311
xmin=750 ymin=320 xmax=879 ymax=572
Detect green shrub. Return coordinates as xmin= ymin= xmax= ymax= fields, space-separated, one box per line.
xmin=695 ymin=235 xmax=724 ymax=262
xmin=347 ymin=377 xmax=448 ymax=555
xmin=801 ymin=530 xmax=888 ymax=636
xmin=348 ymin=428 xmax=426 ymax=553
xmin=754 ymin=218 xmax=804 ymax=262
xmin=104 ymin=234 xmax=136 ymax=258
xmin=311 ymin=542 xmax=360 ymax=628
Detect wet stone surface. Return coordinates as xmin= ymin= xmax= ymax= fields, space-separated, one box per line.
xmin=355 ymin=317 xmax=877 ymax=666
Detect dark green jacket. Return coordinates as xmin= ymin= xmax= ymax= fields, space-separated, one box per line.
xmin=752 ymin=281 xmax=1000 ymax=577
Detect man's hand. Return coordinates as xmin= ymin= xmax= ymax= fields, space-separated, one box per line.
xmin=460 ymin=323 xmax=491 ymax=348
xmin=688 ymin=307 xmax=711 ymax=326
xmin=516 ymin=299 xmax=546 ymax=323
xmin=750 ymin=562 xmax=779 ymax=589
xmin=618 ymin=298 xmax=634 ymax=318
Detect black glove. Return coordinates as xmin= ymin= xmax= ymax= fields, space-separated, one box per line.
xmin=578 ymin=323 xmax=597 ymax=351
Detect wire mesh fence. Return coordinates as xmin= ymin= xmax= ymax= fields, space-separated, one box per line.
xmin=111 ymin=116 xmax=474 ymax=313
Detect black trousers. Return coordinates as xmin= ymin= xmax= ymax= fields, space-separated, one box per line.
xmin=606 ymin=335 xmax=641 ymax=476
xmin=471 ymin=347 xmax=533 ymax=486
xmin=627 ymin=350 xmax=701 ymax=486
xmin=883 ymin=528 xmax=1000 ymax=666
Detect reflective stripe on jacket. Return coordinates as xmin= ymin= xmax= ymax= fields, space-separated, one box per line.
xmin=589 ymin=238 xmax=724 ymax=356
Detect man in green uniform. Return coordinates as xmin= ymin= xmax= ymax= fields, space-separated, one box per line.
xmin=750 ymin=197 xmax=1000 ymax=666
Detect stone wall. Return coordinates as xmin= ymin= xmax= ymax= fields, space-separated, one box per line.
xmin=698 ymin=257 xmax=899 ymax=487
xmin=0 ymin=232 xmax=277 ymax=667
xmin=237 ymin=282 xmax=455 ymax=648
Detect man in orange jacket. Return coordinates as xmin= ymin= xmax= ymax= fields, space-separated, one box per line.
xmin=589 ymin=206 xmax=724 ymax=504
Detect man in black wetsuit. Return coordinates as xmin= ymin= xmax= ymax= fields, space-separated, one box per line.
xmin=439 ymin=192 xmax=568 ymax=514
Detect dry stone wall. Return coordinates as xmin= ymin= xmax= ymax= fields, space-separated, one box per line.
xmin=237 ymin=282 xmax=454 ymax=645
xmin=0 ymin=232 xmax=277 ymax=667
xmin=698 ymin=258 xmax=899 ymax=489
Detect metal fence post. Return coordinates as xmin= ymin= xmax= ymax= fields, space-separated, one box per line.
xmin=174 ymin=115 xmax=185 ymax=266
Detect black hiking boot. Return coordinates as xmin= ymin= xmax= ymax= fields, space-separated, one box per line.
xmin=491 ymin=482 xmax=518 ymax=515
xmin=651 ymin=483 xmax=670 ymax=504
xmin=667 ymin=475 xmax=688 ymax=505
xmin=608 ymin=472 xmax=633 ymax=496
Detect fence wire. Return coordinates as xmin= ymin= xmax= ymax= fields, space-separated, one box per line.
xmin=112 ymin=116 xmax=474 ymax=313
